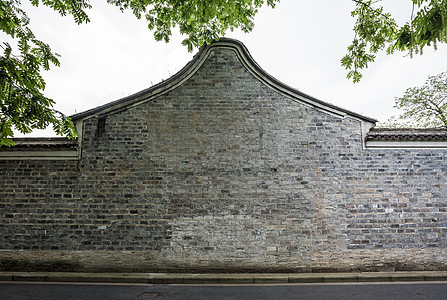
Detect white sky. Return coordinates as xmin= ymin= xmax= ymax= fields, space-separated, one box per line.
xmin=12 ymin=1 xmax=447 ymax=136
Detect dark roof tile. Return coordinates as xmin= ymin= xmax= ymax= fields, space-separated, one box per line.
xmin=0 ymin=138 xmax=78 ymax=151
xmin=366 ymin=128 xmax=447 ymax=141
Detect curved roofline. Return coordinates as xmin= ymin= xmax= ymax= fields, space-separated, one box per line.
xmin=70 ymin=38 xmax=377 ymax=124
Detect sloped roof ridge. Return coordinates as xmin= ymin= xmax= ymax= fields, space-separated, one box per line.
xmin=70 ymin=41 xmax=207 ymax=121
xmin=70 ymin=37 xmax=377 ymax=123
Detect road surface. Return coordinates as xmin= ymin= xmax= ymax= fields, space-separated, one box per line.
xmin=1 ymin=281 xmax=446 ymax=300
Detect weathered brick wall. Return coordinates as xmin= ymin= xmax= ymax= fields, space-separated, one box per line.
xmin=1 ymin=47 xmax=446 ymax=272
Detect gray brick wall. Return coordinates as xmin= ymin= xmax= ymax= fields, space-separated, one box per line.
xmin=1 ymin=47 xmax=446 ymax=272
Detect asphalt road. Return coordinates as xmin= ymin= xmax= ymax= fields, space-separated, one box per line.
xmin=1 ymin=282 xmax=446 ymax=300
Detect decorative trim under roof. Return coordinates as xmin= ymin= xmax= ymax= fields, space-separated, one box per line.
xmin=366 ymin=128 xmax=447 ymax=149
xmin=367 ymin=128 xmax=447 ymax=141
xmin=0 ymin=138 xmax=79 ymax=160
xmin=69 ymin=38 xmax=378 ymax=124
xmin=0 ymin=138 xmax=78 ymax=150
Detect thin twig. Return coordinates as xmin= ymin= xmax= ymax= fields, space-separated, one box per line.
xmin=411 ymin=1 xmax=415 ymax=21
xmin=351 ymin=0 xmax=391 ymax=21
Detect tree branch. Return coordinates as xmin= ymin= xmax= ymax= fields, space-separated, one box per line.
xmin=426 ymin=96 xmax=447 ymax=126
xmin=351 ymin=0 xmax=392 ymax=21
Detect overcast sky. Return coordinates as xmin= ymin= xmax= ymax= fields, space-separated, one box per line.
xmin=13 ymin=1 xmax=447 ymax=136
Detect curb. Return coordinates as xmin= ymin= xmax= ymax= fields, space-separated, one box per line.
xmin=1 ymin=271 xmax=446 ymax=284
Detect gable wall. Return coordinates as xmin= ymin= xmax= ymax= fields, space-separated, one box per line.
xmin=1 ymin=47 xmax=446 ymax=272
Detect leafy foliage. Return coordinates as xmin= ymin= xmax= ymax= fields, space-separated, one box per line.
xmin=342 ymin=0 xmax=447 ymax=82
xmin=381 ymin=71 xmax=447 ymax=128
xmin=107 ymin=0 xmax=279 ymax=52
xmin=0 ymin=0 xmax=91 ymax=146
xmin=0 ymin=0 xmax=278 ymax=146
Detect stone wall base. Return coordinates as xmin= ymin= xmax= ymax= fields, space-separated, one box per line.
xmin=1 ymin=249 xmax=446 ymax=273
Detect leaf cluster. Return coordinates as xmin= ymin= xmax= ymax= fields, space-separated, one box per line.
xmin=381 ymin=71 xmax=447 ymax=128
xmin=0 ymin=0 xmax=85 ymax=146
xmin=342 ymin=0 xmax=447 ymax=83
xmin=107 ymin=0 xmax=279 ymax=51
